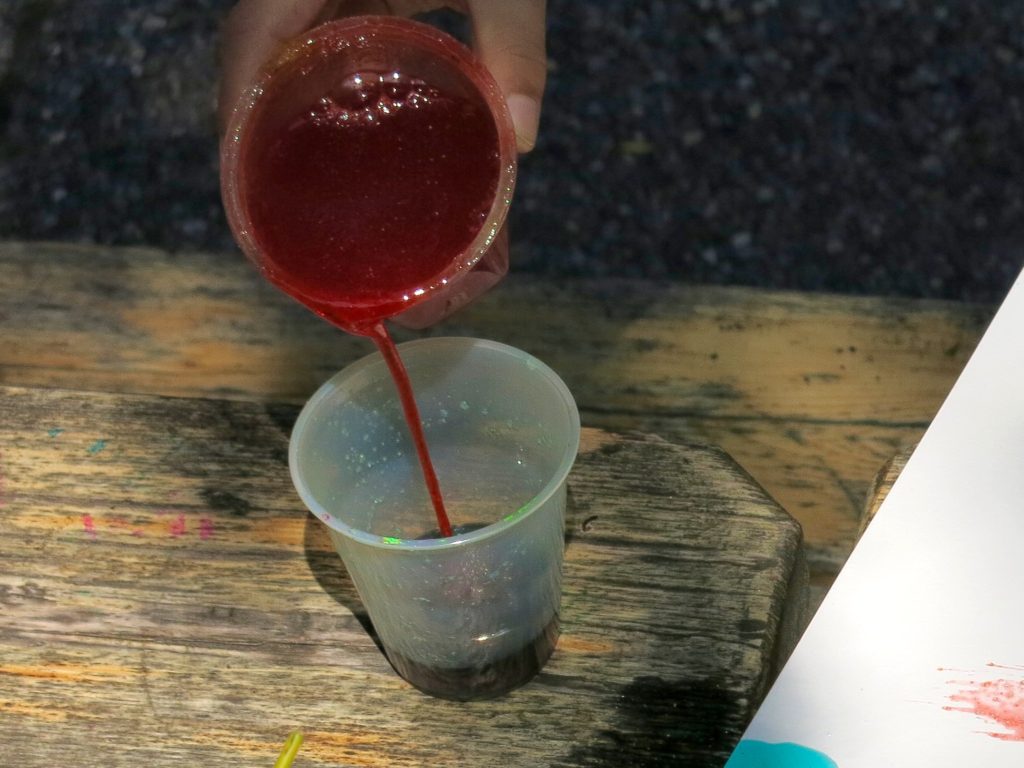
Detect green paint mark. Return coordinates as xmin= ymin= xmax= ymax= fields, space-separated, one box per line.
xmin=47 ymin=427 xmax=65 ymax=438
xmin=504 ymin=500 xmax=534 ymax=523
xmin=381 ymin=536 xmax=402 ymax=545
xmin=87 ymin=439 xmax=108 ymax=455
xmin=726 ymin=740 xmax=838 ymax=767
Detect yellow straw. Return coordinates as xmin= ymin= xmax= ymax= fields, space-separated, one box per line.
xmin=273 ymin=731 xmax=304 ymax=768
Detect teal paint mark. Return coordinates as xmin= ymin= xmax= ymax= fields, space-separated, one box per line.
xmin=86 ymin=439 xmax=108 ymax=455
xmin=47 ymin=427 xmax=65 ymax=438
xmin=727 ymin=740 xmax=838 ymax=768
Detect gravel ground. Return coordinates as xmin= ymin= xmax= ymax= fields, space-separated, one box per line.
xmin=2 ymin=0 xmax=1023 ymax=302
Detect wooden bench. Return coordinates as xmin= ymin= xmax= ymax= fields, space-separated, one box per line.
xmin=0 ymin=240 xmax=988 ymax=764
xmin=0 ymin=241 xmax=989 ymax=599
xmin=1 ymin=383 xmax=805 ymax=766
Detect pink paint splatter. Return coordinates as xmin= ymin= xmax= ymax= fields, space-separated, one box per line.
xmin=168 ymin=514 xmax=187 ymax=537
xmin=943 ymin=663 xmax=1024 ymax=740
xmin=199 ymin=518 xmax=214 ymax=540
xmin=82 ymin=514 xmax=98 ymax=538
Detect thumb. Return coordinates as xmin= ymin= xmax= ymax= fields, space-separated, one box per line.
xmin=468 ymin=0 xmax=547 ymax=152
xmin=218 ymin=0 xmax=330 ymax=136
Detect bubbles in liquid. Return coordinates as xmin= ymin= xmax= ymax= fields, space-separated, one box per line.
xmin=305 ymin=70 xmax=447 ymax=129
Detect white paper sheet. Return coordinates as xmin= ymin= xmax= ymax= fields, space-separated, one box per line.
xmin=727 ymin=269 xmax=1024 ymax=767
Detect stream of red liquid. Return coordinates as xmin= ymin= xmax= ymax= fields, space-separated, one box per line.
xmin=240 ymin=60 xmax=501 ymax=538
xmin=367 ymin=321 xmax=452 ymax=536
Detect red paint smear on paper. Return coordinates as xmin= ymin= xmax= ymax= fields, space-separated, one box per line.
xmin=944 ymin=664 xmax=1024 ymax=741
xmin=199 ymin=518 xmax=214 ymax=540
xmin=168 ymin=514 xmax=187 ymax=537
xmin=82 ymin=514 xmax=98 ymax=538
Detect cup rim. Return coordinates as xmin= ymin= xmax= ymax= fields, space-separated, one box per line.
xmin=289 ymin=337 xmax=581 ymax=551
xmin=220 ymin=16 xmax=518 ymax=320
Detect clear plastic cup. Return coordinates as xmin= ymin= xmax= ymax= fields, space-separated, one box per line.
xmin=289 ymin=337 xmax=580 ymax=700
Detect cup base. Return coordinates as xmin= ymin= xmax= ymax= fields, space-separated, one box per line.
xmin=387 ymin=615 xmax=560 ymax=701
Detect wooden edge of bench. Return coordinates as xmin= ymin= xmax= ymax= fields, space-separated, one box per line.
xmin=859 ymin=444 xmax=917 ymax=539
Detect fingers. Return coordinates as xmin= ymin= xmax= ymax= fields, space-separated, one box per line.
xmin=217 ymin=0 xmax=330 ymax=135
xmin=467 ymin=0 xmax=547 ymax=152
xmin=219 ymin=0 xmax=549 ymax=150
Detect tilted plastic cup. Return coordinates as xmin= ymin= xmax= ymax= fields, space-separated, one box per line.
xmin=289 ymin=338 xmax=580 ymax=700
xmin=220 ymin=16 xmax=517 ymax=331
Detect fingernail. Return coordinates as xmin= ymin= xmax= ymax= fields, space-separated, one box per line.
xmin=506 ymin=93 xmax=540 ymax=152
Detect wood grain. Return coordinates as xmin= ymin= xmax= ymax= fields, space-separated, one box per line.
xmin=0 ymin=385 xmax=801 ymax=767
xmin=0 ymin=241 xmax=990 ymax=595
xmin=859 ymin=445 xmax=915 ymax=539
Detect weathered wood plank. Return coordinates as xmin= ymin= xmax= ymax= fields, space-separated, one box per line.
xmin=0 ymin=385 xmax=802 ymax=767
xmin=0 ymin=240 xmax=988 ymax=588
xmin=0 ymin=241 xmax=988 ymax=415
xmin=593 ymin=414 xmax=920 ymax=567
xmin=859 ymin=445 xmax=915 ymax=539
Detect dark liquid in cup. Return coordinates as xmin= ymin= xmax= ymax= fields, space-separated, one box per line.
xmin=387 ymin=615 xmax=560 ymax=701
xmin=395 ymin=522 xmax=560 ymax=700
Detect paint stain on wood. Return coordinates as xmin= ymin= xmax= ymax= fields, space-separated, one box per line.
xmin=86 ymin=439 xmax=107 ymax=455
xmin=168 ymin=514 xmax=187 ymax=538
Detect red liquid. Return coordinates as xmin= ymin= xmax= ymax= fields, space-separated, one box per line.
xmin=238 ymin=51 xmax=502 ymax=538
xmin=369 ymin=321 xmax=451 ymax=537
xmin=243 ymin=67 xmax=501 ymax=330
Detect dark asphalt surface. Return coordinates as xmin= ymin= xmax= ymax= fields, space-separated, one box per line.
xmin=2 ymin=1 xmax=1023 ymax=303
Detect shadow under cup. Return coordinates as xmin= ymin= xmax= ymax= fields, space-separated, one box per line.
xmin=289 ymin=338 xmax=581 ymax=700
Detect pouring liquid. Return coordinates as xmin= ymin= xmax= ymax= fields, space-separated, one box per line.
xmin=240 ymin=62 xmax=502 ymax=537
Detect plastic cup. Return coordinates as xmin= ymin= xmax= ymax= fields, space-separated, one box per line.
xmin=220 ymin=16 xmax=517 ymax=331
xmin=289 ymin=338 xmax=580 ymax=700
